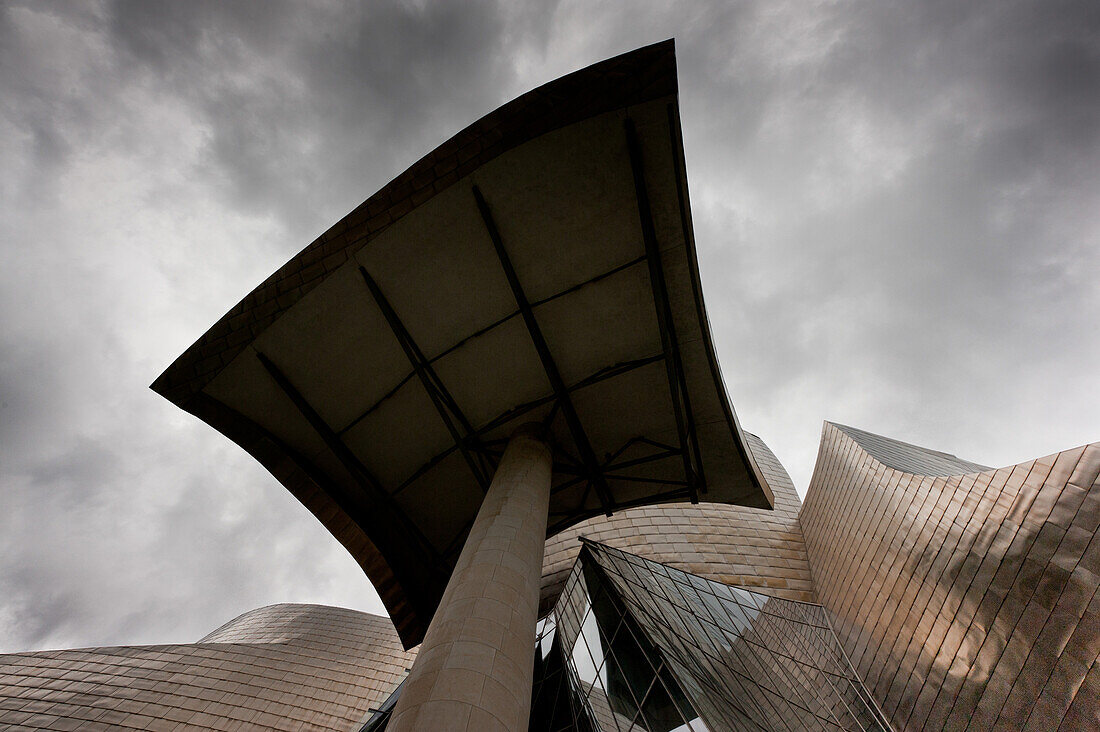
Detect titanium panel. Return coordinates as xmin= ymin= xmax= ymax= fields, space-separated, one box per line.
xmin=542 ymin=432 xmax=815 ymax=611
xmin=0 ymin=604 xmax=416 ymax=731
xmin=800 ymin=422 xmax=1100 ymax=730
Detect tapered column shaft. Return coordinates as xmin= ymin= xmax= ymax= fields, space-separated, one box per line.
xmin=387 ymin=425 xmax=552 ymax=731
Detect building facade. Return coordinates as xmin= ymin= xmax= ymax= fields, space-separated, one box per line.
xmin=800 ymin=423 xmax=1100 ymax=731
xmin=0 ymin=604 xmax=414 ymax=730
xmin=3 ymin=427 xmax=1096 ymax=729
xmin=2 ymin=42 xmax=1096 ymax=730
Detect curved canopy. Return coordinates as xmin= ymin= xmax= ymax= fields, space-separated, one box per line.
xmin=153 ymin=40 xmax=773 ymax=647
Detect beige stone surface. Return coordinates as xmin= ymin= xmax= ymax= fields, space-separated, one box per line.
xmin=387 ymin=427 xmax=551 ymax=731
xmin=0 ymin=603 xmax=415 ymax=731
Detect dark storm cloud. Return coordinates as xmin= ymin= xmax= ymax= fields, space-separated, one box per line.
xmin=1 ymin=0 xmax=1096 ymax=652
xmin=104 ymin=0 xmax=544 ymax=240
xmin=616 ymin=0 xmax=1100 ymax=483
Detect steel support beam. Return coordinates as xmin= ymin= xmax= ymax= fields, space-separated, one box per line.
xmin=255 ymin=352 xmax=442 ymax=569
xmin=336 ymin=256 xmax=647 ymax=437
xmin=624 ymin=117 xmax=703 ymax=503
xmin=389 ymin=354 xmax=663 ymax=500
xmin=473 ymin=185 xmax=615 ymax=516
xmin=358 ymin=266 xmax=491 ymax=491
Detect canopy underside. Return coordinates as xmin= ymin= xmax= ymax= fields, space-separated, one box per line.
xmin=154 ymin=41 xmax=772 ymax=647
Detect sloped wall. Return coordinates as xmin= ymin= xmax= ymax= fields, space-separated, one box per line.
xmin=800 ymin=422 xmax=1100 ymax=730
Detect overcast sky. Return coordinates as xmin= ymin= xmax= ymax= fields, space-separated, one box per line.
xmin=1 ymin=0 xmax=1097 ymax=654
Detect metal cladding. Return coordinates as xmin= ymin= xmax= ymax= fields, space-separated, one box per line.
xmin=0 ymin=604 xmax=415 ymax=730
xmin=151 ymin=40 xmax=772 ymax=648
xmin=8 ymin=34 xmax=1092 ymax=730
xmin=800 ymin=422 xmax=1100 ymax=731
xmin=541 ymin=432 xmax=815 ymax=613
xmin=4 ymin=427 xmax=1099 ymax=729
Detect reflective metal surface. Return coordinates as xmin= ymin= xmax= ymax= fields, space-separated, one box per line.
xmin=0 ymin=604 xmax=417 ymax=730
xmin=541 ymin=433 xmax=817 ymax=615
xmin=801 ymin=423 xmax=1100 ymax=730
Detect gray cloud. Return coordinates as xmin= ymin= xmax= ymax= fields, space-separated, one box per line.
xmin=1 ymin=0 xmax=1097 ymax=652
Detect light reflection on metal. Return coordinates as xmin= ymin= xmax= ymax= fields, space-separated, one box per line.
xmin=800 ymin=424 xmax=1100 ymax=730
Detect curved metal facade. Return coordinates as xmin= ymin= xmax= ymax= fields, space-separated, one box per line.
xmin=0 ymin=604 xmax=415 ymax=730
xmin=800 ymin=422 xmax=1100 ymax=730
xmin=4 ymin=427 xmax=1099 ymax=729
xmin=541 ymin=433 xmax=814 ymax=613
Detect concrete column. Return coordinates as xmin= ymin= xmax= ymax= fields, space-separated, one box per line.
xmin=387 ymin=424 xmax=552 ymax=732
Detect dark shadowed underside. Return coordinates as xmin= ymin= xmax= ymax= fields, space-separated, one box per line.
xmin=153 ymin=41 xmax=773 ymax=648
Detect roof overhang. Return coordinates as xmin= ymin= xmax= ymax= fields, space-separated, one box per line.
xmin=153 ymin=40 xmax=773 ymax=648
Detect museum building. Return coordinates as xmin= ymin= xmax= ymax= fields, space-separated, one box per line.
xmin=1 ymin=42 xmax=1097 ymax=731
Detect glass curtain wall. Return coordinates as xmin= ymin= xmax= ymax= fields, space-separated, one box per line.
xmin=364 ymin=541 xmax=890 ymax=731
xmin=553 ymin=541 xmax=892 ymax=732
xmin=551 ymin=550 xmax=710 ymax=731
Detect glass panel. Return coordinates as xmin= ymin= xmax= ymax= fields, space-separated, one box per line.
xmin=538 ymin=614 xmax=558 ymax=661
xmin=571 ymin=605 xmax=605 ymax=687
xmin=598 ymin=649 xmax=644 ymax=725
xmin=606 ymin=631 xmax=655 ymax=708
xmin=553 ymin=541 xmax=894 ymax=732
xmin=532 ymin=619 xmax=592 ymax=732
xmin=584 ymin=668 xmax=632 ymax=732
xmin=635 ymin=669 xmax=689 ymax=731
